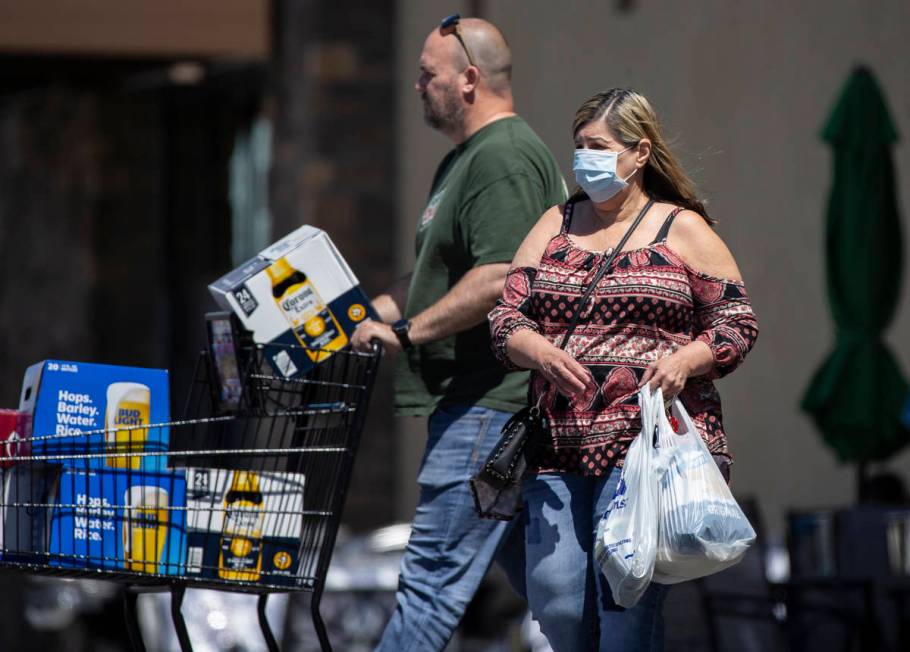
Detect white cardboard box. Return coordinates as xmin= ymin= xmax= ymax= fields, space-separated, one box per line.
xmin=184 ymin=468 xmax=305 ymax=586
xmin=208 ymin=226 xmax=376 ymax=379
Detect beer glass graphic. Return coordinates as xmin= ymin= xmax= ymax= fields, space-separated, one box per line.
xmin=105 ymin=382 xmax=150 ymax=469
xmin=123 ymin=485 xmax=169 ymax=573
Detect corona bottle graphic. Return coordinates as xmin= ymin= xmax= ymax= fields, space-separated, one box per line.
xmin=105 ymin=383 xmax=151 ymax=469
xmin=266 ymin=257 xmax=348 ymax=363
xmin=219 ymin=471 xmax=264 ymax=581
xmin=123 ymin=486 xmax=169 ymax=573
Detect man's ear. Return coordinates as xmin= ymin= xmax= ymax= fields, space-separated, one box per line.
xmin=462 ymin=66 xmax=480 ymax=94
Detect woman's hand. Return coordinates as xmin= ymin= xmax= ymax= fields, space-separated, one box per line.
xmin=639 ymin=350 xmax=693 ymax=398
xmin=536 ymin=346 xmax=597 ymax=401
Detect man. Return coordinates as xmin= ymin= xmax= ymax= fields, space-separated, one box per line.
xmin=352 ymin=15 xmax=565 ymax=651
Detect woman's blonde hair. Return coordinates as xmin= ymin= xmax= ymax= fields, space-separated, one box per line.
xmin=572 ymin=88 xmax=714 ymax=224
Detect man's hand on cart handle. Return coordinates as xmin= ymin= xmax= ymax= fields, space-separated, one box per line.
xmin=352 ymin=318 xmax=400 ymax=354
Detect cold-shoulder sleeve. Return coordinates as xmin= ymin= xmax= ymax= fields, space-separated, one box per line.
xmin=688 ymin=271 xmax=759 ymax=379
xmin=488 ymin=265 xmax=540 ymax=370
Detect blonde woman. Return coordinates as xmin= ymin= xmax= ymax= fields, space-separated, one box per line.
xmin=489 ymin=88 xmax=759 ymax=650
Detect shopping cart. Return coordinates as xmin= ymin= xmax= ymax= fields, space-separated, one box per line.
xmin=0 ymin=337 xmax=383 ymax=652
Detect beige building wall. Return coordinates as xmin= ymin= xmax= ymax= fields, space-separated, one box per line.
xmin=396 ymin=0 xmax=910 ymax=537
xmin=0 ymin=0 xmax=269 ymax=58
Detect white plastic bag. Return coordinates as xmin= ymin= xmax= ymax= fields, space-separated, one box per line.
xmin=594 ymin=388 xmax=661 ymax=608
xmin=651 ymin=394 xmax=756 ymax=584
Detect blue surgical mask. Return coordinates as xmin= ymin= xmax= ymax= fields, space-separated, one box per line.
xmin=573 ymin=146 xmax=637 ymax=203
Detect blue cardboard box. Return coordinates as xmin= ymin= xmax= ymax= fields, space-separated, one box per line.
xmin=0 ymin=464 xmax=61 ymax=564
xmin=49 ymin=468 xmax=186 ymax=575
xmin=19 ymin=360 xmax=170 ymax=470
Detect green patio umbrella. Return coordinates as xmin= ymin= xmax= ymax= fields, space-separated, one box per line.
xmin=802 ymin=66 xmax=909 ymax=465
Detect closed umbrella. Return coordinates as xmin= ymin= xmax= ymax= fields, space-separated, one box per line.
xmin=802 ymin=66 xmax=909 ymax=468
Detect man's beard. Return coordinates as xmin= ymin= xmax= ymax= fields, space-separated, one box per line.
xmin=422 ymin=84 xmax=464 ymax=134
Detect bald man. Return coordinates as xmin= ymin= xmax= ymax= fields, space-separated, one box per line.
xmin=352 ymin=16 xmax=565 ymax=651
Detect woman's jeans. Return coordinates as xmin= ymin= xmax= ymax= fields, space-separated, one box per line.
xmin=523 ymin=469 xmax=670 ymax=651
xmin=375 ymin=404 xmax=525 ymax=652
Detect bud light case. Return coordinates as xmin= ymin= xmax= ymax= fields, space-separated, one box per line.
xmin=49 ymin=468 xmax=186 ymax=575
xmin=18 ymin=360 xmax=170 ymax=470
xmin=183 ymin=468 xmax=305 ymax=587
xmin=208 ymin=226 xmax=378 ymax=379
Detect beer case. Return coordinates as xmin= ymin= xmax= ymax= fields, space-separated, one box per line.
xmin=0 ymin=464 xmax=60 ymax=563
xmin=184 ymin=468 xmax=305 ymax=586
xmin=19 ymin=360 xmax=170 ymax=470
xmin=48 ymin=468 xmax=187 ymax=575
xmin=208 ymin=225 xmax=377 ymax=379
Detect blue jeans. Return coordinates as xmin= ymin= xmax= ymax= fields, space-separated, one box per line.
xmin=375 ymin=404 xmax=525 ymax=652
xmin=523 ymin=469 xmax=670 ymax=652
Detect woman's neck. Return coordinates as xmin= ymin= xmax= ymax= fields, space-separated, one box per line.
xmin=591 ymin=183 xmax=649 ymax=226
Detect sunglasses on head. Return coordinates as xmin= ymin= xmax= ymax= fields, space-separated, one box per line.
xmin=440 ymin=14 xmax=478 ymax=69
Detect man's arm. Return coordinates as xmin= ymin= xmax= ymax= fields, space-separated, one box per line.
xmin=409 ymin=263 xmax=508 ymax=344
xmin=351 ymin=263 xmax=508 ymax=353
xmin=371 ymin=273 xmax=412 ymax=323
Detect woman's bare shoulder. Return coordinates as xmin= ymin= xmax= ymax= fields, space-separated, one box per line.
xmin=510 ymin=204 xmax=565 ymax=269
xmin=540 ymin=203 xmax=567 ymax=230
xmin=667 ymin=210 xmax=743 ymax=281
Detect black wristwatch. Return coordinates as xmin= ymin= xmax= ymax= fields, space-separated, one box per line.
xmin=391 ymin=318 xmax=414 ymax=350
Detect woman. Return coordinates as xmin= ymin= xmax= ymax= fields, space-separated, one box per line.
xmin=488 ymin=88 xmax=759 ymax=650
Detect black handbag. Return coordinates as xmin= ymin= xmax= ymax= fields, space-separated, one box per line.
xmin=470 ymin=198 xmax=654 ymax=520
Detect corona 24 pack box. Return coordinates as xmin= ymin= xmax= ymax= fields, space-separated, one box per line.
xmin=19 ymin=360 xmax=170 ymax=470
xmin=48 ymin=468 xmax=187 ymax=575
xmin=184 ymin=468 xmax=304 ymax=586
xmin=208 ymin=226 xmax=377 ymax=379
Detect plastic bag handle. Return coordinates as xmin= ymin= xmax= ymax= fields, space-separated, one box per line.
xmin=665 ymin=397 xmax=715 ymax=456
xmin=639 ymin=385 xmax=664 ymax=450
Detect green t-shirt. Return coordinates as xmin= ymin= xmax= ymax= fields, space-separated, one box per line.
xmin=395 ymin=116 xmax=567 ymax=416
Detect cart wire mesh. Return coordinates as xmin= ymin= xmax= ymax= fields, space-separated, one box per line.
xmin=0 ymin=340 xmax=382 ymax=650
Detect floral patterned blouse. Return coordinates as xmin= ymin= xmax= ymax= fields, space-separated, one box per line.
xmin=488 ymin=200 xmax=759 ymax=476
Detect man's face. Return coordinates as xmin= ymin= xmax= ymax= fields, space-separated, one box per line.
xmin=415 ymin=32 xmax=465 ymax=134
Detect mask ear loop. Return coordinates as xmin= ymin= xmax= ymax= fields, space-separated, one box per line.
xmin=620 ymin=166 xmax=639 ymax=184
xmin=618 ymin=142 xmax=642 ymax=183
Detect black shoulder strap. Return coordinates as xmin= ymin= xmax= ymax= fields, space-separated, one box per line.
xmin=559 ymin=200 xmax=576 ymax=234
xmin=651 ymin=206 xmax=685 ymax=244
xmin=557 ymin=198 xmax=654 ymax=349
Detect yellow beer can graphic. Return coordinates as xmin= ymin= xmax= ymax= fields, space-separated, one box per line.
xmin=123 ymin=485 xmax=169 ymax=574
xmin=105 ymin=382 xmax=151 ymax=469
